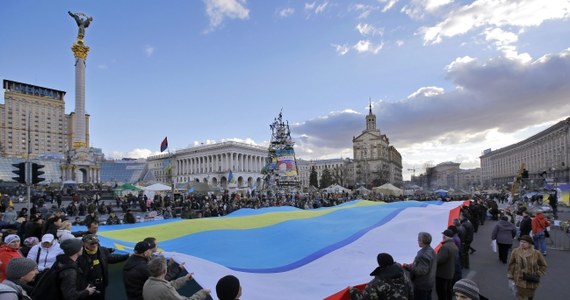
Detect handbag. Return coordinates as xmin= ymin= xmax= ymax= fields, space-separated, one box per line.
xmin=523 ymin=272 xmax=540 ymax=283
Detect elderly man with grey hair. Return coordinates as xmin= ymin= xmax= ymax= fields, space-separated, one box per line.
xmin=403 ymin=232 xmax=437 ymax=300
xmin=143 ymin=256 xmax=210 ymax=300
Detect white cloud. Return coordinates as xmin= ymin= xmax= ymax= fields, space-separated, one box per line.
xmin=204 ymin=0 xmax=250 ymax=32
xmin=332 ymin=43 xmax=350 ymax=55
xmin=407 ymin=86 xmax=445 ymax=99
xmin=305 ymin=1 xmax=329 ymax=16
xmin=350 ymin=3 xmax=379 ymax=19
xmin=445 ymin=56 xmax=475 ymax=73
xmin=315 ymin=1 xmax=329 ymax=14
xmin=353 ymin=40 xmax=384 ymax=54
xmin=291 ymin=48 xmax=570 ymax=171
xmin=380 ymin=0 xmax=399 ymax=13
xmin=277 ymin=7 xmax=295 ymax=18
xmin=402 ymin=0 xmax=453 ymax=20
xmin=482 ymin=27 xmax=532 ymax=62
xmin=421 ymin=0 xmax=570 ymax=44
xmin=356 ymin=23 xmax=384 ymax=36
xmin=107 ymin=148 xmax=157 ymax=160
xmin=395 ymin=40 xmax=404 ymax=47
xmin=144 ymin=45 xmax=155 ymax=57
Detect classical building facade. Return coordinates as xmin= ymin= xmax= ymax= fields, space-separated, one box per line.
xmin=0 ymin=80 xmax=88 ymax=158
xmin=480 ymin=117 xmax=570 ymax=187
xmin=352 ymin=104 xmax=403 ymax=187
xmin=147 ymin=141 xmax=268 ymax=189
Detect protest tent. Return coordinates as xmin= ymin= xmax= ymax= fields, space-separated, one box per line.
xmin=373 ymin=183 xmax=403 ymax=196
xmin=143 ymin=183 xmax=172 ymax=191
xmin=143 ymin=183 xmax=172 ymax=200
xmin=354 ymin=186 xmax=371 ymax=195
xmin=434 ymin=189 xmax=448 ymax=197
xmin=114 ymin=183 xmax=143 ymax=196
xmin=321 ymin=184 xmax=350 ymax=193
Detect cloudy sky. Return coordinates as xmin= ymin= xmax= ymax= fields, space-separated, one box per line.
xmin=1 ymin=0 xmax=569 ymax=180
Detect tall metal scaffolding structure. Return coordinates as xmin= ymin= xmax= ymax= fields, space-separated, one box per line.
xmin=262 ymin=110 xmax=301 ymax=195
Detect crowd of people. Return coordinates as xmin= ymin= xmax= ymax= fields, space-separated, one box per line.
xmin=0 ymin=198 xmax=244 ymax=300
xmin=0 ymin=188 xmax=555 ymax=299
xmin=348 ymin=199 xmax=552 ymax=300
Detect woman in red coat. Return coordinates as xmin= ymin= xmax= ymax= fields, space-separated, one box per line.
xmin=0 ymin=234 xmax=24 ymax=281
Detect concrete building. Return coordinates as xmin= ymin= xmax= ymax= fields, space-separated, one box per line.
xmin=352 ymin=103 xmax=403 ymax=188
xmin=457 ymin=168 xmax=482 ymax=191
xmin=429 ymin=161 xmax=460 ymax=189
xmin=297 ymin=158 xmax=353 ymax=188
xmin=0 ymin=80 xmax=86 ymax=158
xmin=147 ymin=141 xmax=268 ymax=190
xmin=480 ymin=117 xmax=570 ymax=187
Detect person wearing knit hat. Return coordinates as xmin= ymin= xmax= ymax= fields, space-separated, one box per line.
xmin=349 ymin=252 xmax=413 ymax=299
xmin=453 ymin=279 xmax=480 ymax=300
xmin=6 ymin=257 xmax=38 ymax=282
xmin=49 ymin=239 xmax=97 ymax=298
xmin=436 ymin=230 xmax=459 ymax=300
xmin=216 ymin=275 xmax=242 ymax=300
xmin=4 ymin=234 xmax=20 ymax=245
xmin=60 ymin=238 xmax=83 ymax=256
xmin=1 ymin=258 xmax=38 ymax=299
xmin=0 ymin=234 xmax=23 ymax=282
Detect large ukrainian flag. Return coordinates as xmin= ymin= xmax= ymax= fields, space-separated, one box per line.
xmin=95 ymin=200 xmax=461 ymax=300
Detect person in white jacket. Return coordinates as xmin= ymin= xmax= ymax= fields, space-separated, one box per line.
xmin=57 ymin=220 xmax=75 ymax=242
xmin=26 ymin=233 xmax=64 ymax=272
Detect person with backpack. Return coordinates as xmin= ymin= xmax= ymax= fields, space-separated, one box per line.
xmin=32 ymin=238 xmax=96 ymax=300
xmin=26 ymin=234 xmax=63 ymax=274
xmin=0 ymin=257 xmax=39 ymax=299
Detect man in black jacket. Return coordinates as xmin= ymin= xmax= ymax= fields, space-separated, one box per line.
xmin=49 ymin=238 xmax=96 ymax=300
xmin=77 ymin=234 xmax=129 ymax=300
xmin=122 ymin=241 xmax=155 ymax=300
xmin=122 ymin=240 xmax=182 ymax=300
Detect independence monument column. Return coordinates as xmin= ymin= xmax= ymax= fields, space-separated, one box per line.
xmin=61 ymin=11 xmax=101 ymax=184
xmin=69 ymin=11 xmax=92 ymax=149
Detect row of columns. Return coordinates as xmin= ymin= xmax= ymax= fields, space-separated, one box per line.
xmin=61 ymin=164 xmax=100 ymax=183
xmin=175 ymin=153 xmax=265 ymax=176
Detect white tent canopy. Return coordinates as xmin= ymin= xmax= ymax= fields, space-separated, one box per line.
xmin=143 ymin=183 xmax=172 ymax=191
xmin=355 ymin=186 xmax=371 ymax=194
xmin=373 ymin=183 xmax=403 ymax=196
xmin=143 ymin=183 xmax=172 ymax=200
xmin=321 ymin=184 xmax=350 ymax=193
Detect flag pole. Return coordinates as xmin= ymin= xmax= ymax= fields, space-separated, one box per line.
xmin=167 ymin=147 xmax=173 ymax=209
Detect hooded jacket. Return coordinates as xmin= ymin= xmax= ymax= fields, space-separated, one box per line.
xmin=492 ymin=219 xmax=516 ymax=245
xmin=531 ymin=213 xmax=550 ymax=234
xmin=27 ymin=241 xmax=64 ymax=271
